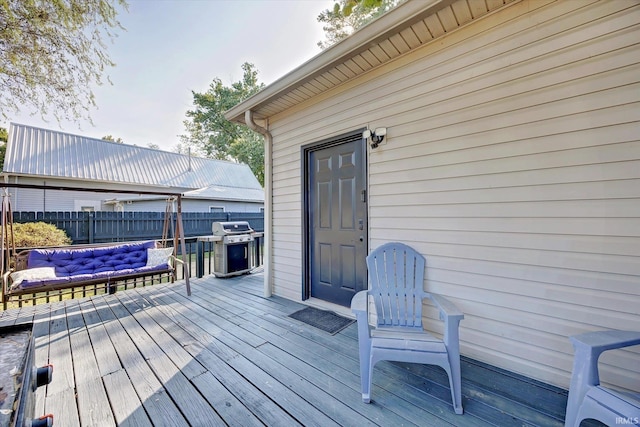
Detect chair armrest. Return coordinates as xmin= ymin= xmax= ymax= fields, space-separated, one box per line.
xmin=428 ymin=293 xmax=464 ymax=348
xmin=569 ymin=330 xmax=640 ymax=391
xmin=351 ymin=290 xmax=371 ymax=343
xmin=351 ymin=290 xmax=368 ymax=315
xmin=429 ymin=293 xmax=464 ymax=322
xmin=566 ymin=330 xmax=640 ymax=425
xmin=570 ymin=330 xmax=640 ymax=353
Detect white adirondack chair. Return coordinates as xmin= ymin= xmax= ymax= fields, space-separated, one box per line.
xmin=351 ymin=242 xmax=464 ymax=414
xmin=564 ymin=330 xmax=640 ymax=427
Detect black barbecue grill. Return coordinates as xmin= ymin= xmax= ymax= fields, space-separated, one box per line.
xmin=211 ymin=221 xmax=256 ymax=277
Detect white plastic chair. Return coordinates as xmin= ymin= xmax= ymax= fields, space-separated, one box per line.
xmin=351 ymin=242 xmax=464 ymax=414
xmin=564 ymin=330 xmax=640 ymax=427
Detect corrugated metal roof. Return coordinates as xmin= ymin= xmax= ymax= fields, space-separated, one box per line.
xmin=3 ymin=123 xmax=264 ymax=201
xmin=182 ymin=185 xmax=265 ymax=202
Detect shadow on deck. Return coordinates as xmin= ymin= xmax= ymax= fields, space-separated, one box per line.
xmin=0 ymin=270 xmax=573 ymax=426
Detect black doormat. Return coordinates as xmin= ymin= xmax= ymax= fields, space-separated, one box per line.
xmin=288 ymin=306 xmax=355 ymax=335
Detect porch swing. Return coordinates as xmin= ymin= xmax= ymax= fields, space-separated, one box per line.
xmin=1 ymin=184 xmax=191 ymax=306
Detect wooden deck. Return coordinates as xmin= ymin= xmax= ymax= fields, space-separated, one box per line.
xmin=0 ymin=271 xmax=572 ymax=426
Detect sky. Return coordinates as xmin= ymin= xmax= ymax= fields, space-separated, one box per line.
xmin=3 ymin=0 xmax=334 ymax=151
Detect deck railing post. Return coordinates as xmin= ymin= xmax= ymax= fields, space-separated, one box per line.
xmin=196 ymin=240 xmax=204 ymax=278
xmin=88 ymin=211 xmax=94 ymax=244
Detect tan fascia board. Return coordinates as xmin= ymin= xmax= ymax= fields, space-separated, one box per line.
xmin=224 ymin=0 xmax=451 ymax=124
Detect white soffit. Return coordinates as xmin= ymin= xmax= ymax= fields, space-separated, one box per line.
xmin=225 ymin=0 xmax=515 ymax=123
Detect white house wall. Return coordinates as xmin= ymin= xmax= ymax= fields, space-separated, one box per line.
xmin=6 ymin=178 xmax=126 ymax=211
xmin=177 ymin=199 xmax=263 ymax=212
xmin=6 ymin=177 xmax=264 ymax=213
xmin=267 ymin=0 xmax=640 ymax=390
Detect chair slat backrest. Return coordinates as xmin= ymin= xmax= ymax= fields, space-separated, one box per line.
xmin=366 ymin=242 xmax=426 ymax=328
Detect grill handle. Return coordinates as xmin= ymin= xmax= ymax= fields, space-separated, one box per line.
xmin=33 ymin=364 xmax=53 ymax=390
xmin=31 ymin=414 xmax=53 ymax=427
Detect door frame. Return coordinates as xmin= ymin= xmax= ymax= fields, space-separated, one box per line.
xmin=301 ymin=128 xmax=367 ymax=301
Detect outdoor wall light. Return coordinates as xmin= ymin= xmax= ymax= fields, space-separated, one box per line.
xmin=363 ymin=127 xmax=387 ymax=149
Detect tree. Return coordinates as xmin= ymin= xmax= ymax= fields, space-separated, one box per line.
xmin=0 ymin=127 xmax=6 ymax=173
xmin=181 ymin=63 xmax=265 ymax=186
xmin=102 ymin=135 xmax=124 ymax=143
xmin=317 ymin=0 xmax=404 ymax=49
xmin=0 ymin=0 xmax=127 ymax=123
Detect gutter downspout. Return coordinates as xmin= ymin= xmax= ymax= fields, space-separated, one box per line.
xmin=245 ymin=110 xmax=272 ymax=298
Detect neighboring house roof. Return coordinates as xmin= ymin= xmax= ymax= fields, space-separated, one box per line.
xmin=3 ymin=123 xmax=264 ymax=202
xmin=182 ymin=185 xmax=266 ymax=203
xmin=108 ymin=185 xmax=267 ymax=204
xmin=225 ymin=0 xmax=515 ymax=124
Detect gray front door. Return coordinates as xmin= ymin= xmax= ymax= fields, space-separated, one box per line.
xmin=303 ymin=132 xmax=367 ymax=307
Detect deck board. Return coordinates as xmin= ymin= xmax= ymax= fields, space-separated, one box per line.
xmin=66 ymin=299 xmax=115 ymax=426
xmin=1 ymin=270 xmax=573 ymax=426
xmin=195 ymin=280 xmax=465 ymax=426
xmin=148 ymin=284 xmax=343 ymax=427
xmin=79 ymin=299 xmax=121 ymax=377
xmin=105 ymin=294 xmax=224 ymax=426
xmin=174 ymin=285 xmax=379 ymax=427
xmin=145 ymin=291 xmax=304 ymax=427
xmin=102 ymin=368 xmax=152 ymax=426
xmin=94 ymin=294 xmax=190 ymax=427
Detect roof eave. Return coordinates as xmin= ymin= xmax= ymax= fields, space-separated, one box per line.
xmin=0 ymin=171 xmax=187 ymax=194
xmin=224 ymin=0 xmax=450 ymax=124
xmin=184 ymin=195 xmax=264 ymax=203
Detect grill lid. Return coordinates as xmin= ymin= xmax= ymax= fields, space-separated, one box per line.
xmin=212 ymin=221 xmax=253 ymax=236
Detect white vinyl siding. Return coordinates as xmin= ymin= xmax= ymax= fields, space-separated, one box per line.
xmin=267 ymin=0 xmax=640 ymax=390
xmin=9 ymin=183 xmax=120 ymax=212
